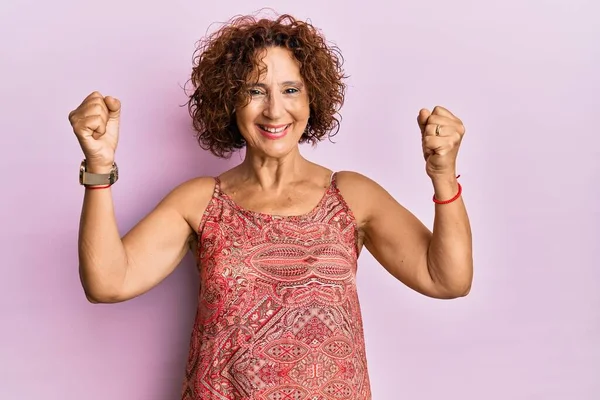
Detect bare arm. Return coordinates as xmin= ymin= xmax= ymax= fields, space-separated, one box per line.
xmin=336 ymin=171 xmax=472 ymax=299
xmin=427 ymin=176 xmax=473 ymax=297
xmin=337 ymin=106 xmax=472 ymax=298
xmin=79 ymin=177 xmax=213 ymax=303
xmin=68 ymin=92 xmax=214 ymax=303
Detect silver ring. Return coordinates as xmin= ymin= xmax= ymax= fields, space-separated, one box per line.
xmin=435 ymin=125 xmax=441 ymax=136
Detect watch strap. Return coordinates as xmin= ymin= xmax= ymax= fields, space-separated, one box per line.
xmin=79 ymin=159 xmax=118 ymax=186
xmin=81 ymin=171 xmax=113 ymax=185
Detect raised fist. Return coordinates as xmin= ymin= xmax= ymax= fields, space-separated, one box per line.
xmin=68 ymin=91 xmax=121 ymax=172
xmin=417 ymin=106 xmax=466 ymax=179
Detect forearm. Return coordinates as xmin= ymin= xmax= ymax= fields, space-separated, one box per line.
xmin=427 ymin=176 xmax=473 ymax=297
xmin=78 ymin=187 xmax=128 ymax=301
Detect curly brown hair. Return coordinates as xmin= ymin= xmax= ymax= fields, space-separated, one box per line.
xmin=186 ymin=13 xmax=347 ymax=158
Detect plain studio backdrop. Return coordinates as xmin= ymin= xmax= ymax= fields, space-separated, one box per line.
xmin=0 ymin=0 xmax=598 ymax=399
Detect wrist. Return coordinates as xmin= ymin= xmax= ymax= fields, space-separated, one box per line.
xmin=79 ymin=159 xmax=119 ymax=187
xmin=84 ymin=159 xmax=115 ymax=174
xmin=431 ymin=174 xmax=460 ymax=202
xmin=86 ymin=164 xmax=114 ymax=174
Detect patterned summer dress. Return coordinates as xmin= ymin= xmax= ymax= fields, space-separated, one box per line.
xmin=182 ymin=172 xmax=372 ymax=399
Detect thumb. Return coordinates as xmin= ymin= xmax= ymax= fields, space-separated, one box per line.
xmin=104 ymin=96 xmax=121 ymax=119
xmin=417 ymin=108 xmax=431 ymax=134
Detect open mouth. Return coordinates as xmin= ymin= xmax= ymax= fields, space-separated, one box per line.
xmin=257 ymin=124 xmax=291 ymax=138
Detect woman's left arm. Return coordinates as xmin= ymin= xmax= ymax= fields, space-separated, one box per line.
xmin=423 ymin=174 xmax=473 ymax=298
xmin=338 ymin=106 xmax=472 ymax=299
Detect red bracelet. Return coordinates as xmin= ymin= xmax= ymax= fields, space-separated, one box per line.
xmin=432 ymin=175 xmax=462 ymax=204
xmin=85 ymin=185 xmax=112 ymax=190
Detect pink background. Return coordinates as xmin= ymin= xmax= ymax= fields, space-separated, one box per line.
xmin=1 ymin=0 xmax=599 ymax=399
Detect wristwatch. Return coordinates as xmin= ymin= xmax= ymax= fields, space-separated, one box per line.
xmin=79 ymin=159 xmax=119 ymax=186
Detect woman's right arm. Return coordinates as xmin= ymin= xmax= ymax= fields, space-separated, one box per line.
xmin=69 ymin=91 xmax=211 ymax=303
xmin=78 ymin=177 xmax=213 ymax=303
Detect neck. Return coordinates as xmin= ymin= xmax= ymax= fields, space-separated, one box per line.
xmin=237 ymin=146 xmax=310 ymax=190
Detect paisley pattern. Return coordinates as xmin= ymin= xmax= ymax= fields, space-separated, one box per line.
xmin=182 ymin=173 xmax=372 ymax=399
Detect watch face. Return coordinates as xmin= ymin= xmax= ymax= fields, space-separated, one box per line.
xmin=79 ymin=160 xmax=86 ymax=185
xmin=110 ymin=163 xmax=119 ymax=184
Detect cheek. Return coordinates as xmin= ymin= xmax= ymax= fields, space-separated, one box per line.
xmin=235 ymin=105 xmax=259 ymax=127
xmin=291 ymin=98 xmax=310 ymax=120
xmin=234 ymin=112 xmax=255 ymax=143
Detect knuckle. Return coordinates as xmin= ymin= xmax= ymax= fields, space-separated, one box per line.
xmin=91 ymin=103 xmax=105 ymax=114
xmin=90 ymin=114 xmax=103 ymax=124
xmin=82 ymin=102 xmax=106 ymax=117
xmin=72 ymin=114 xmax=83 ymax=124
xmin=72 ymin=124 xmax=85 ymax=136
xmin=426 ymin=115 xmax=438 ymax=125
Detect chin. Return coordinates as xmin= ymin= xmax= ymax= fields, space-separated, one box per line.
xmin=246 ymin=124 xmax=304 ymax=158
xmin=254 ymin=140 xmax=299 ymax=158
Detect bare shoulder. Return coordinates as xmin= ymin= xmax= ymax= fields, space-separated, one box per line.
xmin=335 ymin=170 xmax=379 ymax=189
xmin=334 ymin=170 xmax=396 ymax=227
xmin=159 ymin=176 xmax=217 ymax=233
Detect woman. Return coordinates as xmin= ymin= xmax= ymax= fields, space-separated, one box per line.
xmin=68 ymin=13 xmax=472 ymax=400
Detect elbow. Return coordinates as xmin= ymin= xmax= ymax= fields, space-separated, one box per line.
xmin=426 ymin=258 xmax=473 ymax=299
xmin=84 ymin=291 xmax=101 ymax=304
xmin=453 ymin=283 xmax=472 ymax=298
xmin=82 ymin=286 xmax=124 ymax=304
xmin=439 ymin=280 xmax=472 ymax=299
xmin=79 ymin=271 xmax=126 ymax=304
xmin=83 ymin=287 xmax=127 ymax=304
xmin=427 ymin=270 xmax=472 ymax=299
xmin=83 ymin=289 xmax=113 ymax=304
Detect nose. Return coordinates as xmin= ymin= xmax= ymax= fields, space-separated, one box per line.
xmin=262 ymin=92 xmax=284 ymax=120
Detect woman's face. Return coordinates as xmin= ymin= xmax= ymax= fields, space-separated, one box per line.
xmin=235 ymin=46 xmax=310 ymax=159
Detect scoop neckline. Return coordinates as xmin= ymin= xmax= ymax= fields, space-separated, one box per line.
xmin=213 ymin=173 xmax=337 ymax=222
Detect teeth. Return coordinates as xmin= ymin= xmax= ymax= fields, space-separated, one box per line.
xmin=260 ymin=125 xmax=288 ymax=133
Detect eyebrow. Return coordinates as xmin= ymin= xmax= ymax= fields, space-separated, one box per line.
xmin=252 ymin=81 xmax=305 ymax=88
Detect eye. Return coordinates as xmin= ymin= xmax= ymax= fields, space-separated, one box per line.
xmin=284 ymin=88 xmax=299 ymax=94
xmin=249 ymin=89 xmax=264 ymax=96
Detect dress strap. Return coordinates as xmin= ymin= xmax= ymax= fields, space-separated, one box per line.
xmin=213 ymin=176 xmax=222 ymax=195
xmin=329 ymin=171 xmax=339 ymax=189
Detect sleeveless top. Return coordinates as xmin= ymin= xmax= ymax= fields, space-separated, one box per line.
xmin=182 ymin=173 xmax=372 ymax=400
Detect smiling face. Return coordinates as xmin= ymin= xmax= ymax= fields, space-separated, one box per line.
xmin=235 ymin=46 xmax=310 ymax=159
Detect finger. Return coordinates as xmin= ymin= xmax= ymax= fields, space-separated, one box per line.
xmin=77 ymin=91 xmax=104 ymax=110
xmin=69 ymin=92 xmax=108 ymax=126
xmin=81 ymin=99 xmax=109 ymax=116
xmin=423 ymin=122 xmax=463 ymax=137
xmin=425 ymin=115 xmax=465 ymax=136
xmin=432 ymin=105 xmax=464 ymax=125
xmin=104 ymin=96 xmax=121 ymax=119
xmin=431 ymin=106 xmax=456 ymax=118
xmin=422 ymin=136 xmax=443 ymax=161
xmin=73 ymin=114 xmax=107 ymax=138
xmin=417 ymin=109 xmax=431 ymax=134
xmin=424 ymin=123 xmax=443 ymax=137
xmin=84 ymin=91 xmax=104 ymax=102
xmin=86 ymin=114 xmax=107 ymax=139
xmin=422 ymin=136 xmax=454 ymax=156
xmin=424 ymin=114 xmax=457 ymax=126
